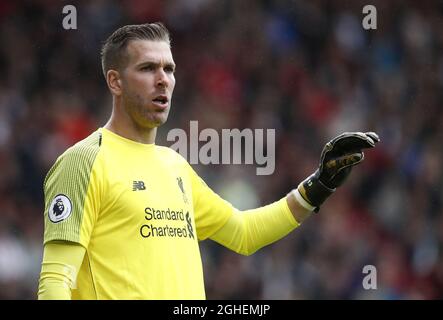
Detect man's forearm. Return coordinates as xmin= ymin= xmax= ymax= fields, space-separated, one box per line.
xmin=286 ymin=189 xmax=315 ymax=224
xmin=38 ymin=272 xmax=73 ymax=300
xmin=210 ymin=196 xmax=306 ymax=256
xmin=38 ymin=241 xmax=86 ymax=300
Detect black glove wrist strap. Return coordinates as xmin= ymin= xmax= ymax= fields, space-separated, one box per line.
xmin=299 ymin=171 xmax=335 ymax=211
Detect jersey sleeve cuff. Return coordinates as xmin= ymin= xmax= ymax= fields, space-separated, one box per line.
xmin=280 ymin=197 xmax=300 ymax=228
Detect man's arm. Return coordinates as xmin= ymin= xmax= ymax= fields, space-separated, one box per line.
xmin=38 ymin=241 xmax=86 ymax=300
xmin=39 ymin=132 xmax=103 ymax=299
xmin=286 ymin=189 xmax=315 ymax=223
xmin=210 ymin=132 xmax=379 ymax=255
xmin=209 ymin=192 xmax=311 ymax=256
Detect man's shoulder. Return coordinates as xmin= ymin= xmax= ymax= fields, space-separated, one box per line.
xmin=155 ymin=145 xmax=190 ymax=165
xmin=56 ymin=130 xmax=102 ymax=165
xmin=44 ymin=130 xmax=103 ymax=188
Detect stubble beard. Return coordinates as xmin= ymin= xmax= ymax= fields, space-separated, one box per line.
xmin=123 ymin=90 xmax=170 ymax=130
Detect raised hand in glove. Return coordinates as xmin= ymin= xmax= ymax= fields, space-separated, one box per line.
xmin=297 ymin=132 xmax=380 ymax=212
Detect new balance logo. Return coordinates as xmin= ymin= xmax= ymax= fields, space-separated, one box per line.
xmin=133 ymin=181 xmax=146 ymax=191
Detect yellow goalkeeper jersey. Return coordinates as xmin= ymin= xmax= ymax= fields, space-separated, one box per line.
xmin=43 ymin=128 xmax=233 ymax=299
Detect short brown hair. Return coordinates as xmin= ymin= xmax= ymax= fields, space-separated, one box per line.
xmin=100 ymin=22 xmax=171 ymax=77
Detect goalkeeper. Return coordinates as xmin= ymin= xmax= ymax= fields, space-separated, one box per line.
xmin=38 ymin=22 xmax=380 ymax=300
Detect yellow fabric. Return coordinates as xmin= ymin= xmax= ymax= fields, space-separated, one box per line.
xmin=41 ymin=127 xmax=302 ymax=299
xmin=38 ymin=241 xmax=86 ymax=300
xmin=210 ymin=198 xmax=299 ymax=256
xmin=43 ymin=131 xmax=102 ymax=246
xmin=42 ymin=128 xmax=233 ymax=299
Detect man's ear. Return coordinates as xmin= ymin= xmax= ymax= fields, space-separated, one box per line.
xmin=106 ymin=70 xmax=123 ymax=96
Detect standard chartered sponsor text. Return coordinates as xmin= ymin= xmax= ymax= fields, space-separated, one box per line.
xmin=139 ymin=206 xmax=194 ymax=239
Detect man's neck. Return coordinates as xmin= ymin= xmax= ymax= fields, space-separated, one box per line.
xmin=104 ymin=112 xmax=157 ymax=145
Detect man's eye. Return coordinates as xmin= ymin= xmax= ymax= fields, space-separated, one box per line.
xmin=141 ymin=65 xmax=154 ymax=71
xmin=164 ymin=67 xmax=175 ymax=73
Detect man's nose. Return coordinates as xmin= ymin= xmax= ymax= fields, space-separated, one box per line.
xmin=156 ymin=69 xmax=168 ymax=88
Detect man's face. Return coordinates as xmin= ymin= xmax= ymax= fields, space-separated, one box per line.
xmin=120 ymin=40 xmax=176 ymax=129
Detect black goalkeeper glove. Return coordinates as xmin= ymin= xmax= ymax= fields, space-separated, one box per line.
xmin=298 ymin=132 xmax=380 ymax=212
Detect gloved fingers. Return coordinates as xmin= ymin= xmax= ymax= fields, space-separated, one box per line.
xmin=328 ymin=132 xmax=379 ymax=154
xmin=325 ymin=152 xmax=364 ymax=172
xmin=364 ymin=132 xmax=380 ymax=145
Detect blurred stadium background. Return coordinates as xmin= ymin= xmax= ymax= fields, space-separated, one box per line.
xmin=1 ymin=0 xmax=443 ymax=299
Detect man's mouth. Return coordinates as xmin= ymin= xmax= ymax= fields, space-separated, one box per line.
xmin=152 ymin=95 xmax=169 ymax=108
